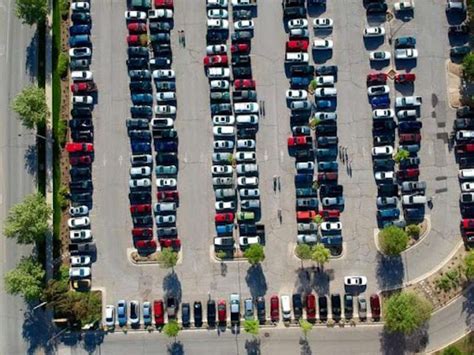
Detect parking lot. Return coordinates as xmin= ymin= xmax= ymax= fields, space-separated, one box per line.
xmin=88 ymin=0 xmax=461 ymax=324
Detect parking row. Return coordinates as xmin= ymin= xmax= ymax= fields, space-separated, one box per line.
xmin=204 ymin=0 xmax=265 ymax=257
xmin=124 ymin=0 xmax=182 ymax=255
xmin=66 ymin=1 xmax=98 ymax=291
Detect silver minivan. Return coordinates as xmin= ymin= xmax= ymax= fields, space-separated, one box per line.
xmin=154 ymin=202 xmax=176 ymax=213
xmin=244 ymin=298 xmax=254 ymax=320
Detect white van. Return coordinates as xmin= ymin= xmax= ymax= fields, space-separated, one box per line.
xmin=207 ymin=67 xmax=230 ymax=78
xmin=281 ymin=295 xmax=291 ymax=321
xmin=459 ymin=169 xmax=474 ymax=180
xmin=285 ymin=52 xmax=309 ymax=63
xmin=402 ymin=195 xmax=427 ymax=206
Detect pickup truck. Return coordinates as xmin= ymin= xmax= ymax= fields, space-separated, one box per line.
xmin=69 ymin=242 xmax=96 ymax=254
xmin=395 ymin=96 xmax=422 ymax=108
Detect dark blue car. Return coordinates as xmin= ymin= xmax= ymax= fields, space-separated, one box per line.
xmin=316 ymin=100 xmax=335 ymax=110
xmin=370 ymin=95 xmax=390 ymax=109
xmin=69 ymin=25 xmax=91 ymax=35
xmin=131 ymin=94 xmax=153 ymax=105
xmin=154 ymin=141 xmax=178 ymax=152
xmin=295 ymin=174 xmax=314 ymax=185
xmin=320 ymin=234 xmax=343 ymax=246
xmin=130 ymin=105 xmax=153 ymax=118
xmin=131 ymin=142 xmax=151 ymax=154
xmin=318 ymin=161 xmax=338 ymax=172
xmin=398 ymin=121 xmax=422 ymax=132
xmin=377 ymin=208 xmax=400 ymax=219
xmin=69 ymin=35 xmax=91 ymax=47
xmin=316 ymin=148 xmax=338 ymax=161
xmin=290 ymin=76 xmax=311 ymax=88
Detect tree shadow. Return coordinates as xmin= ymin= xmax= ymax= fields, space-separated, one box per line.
xmin=462 ymin=285 xmax=474 ymax=329
xmin=22 ymin=307 xmax=57 ymax=354
xmin=24 ymin=144 xmax=38 ymax=179
xmin=26 ymin=30 xmax=38 ymax=80
xmin=295 ymin=268 xmax=312 ymax=296
xmin=299 ymin=337 xmax=312 ymax=355
xmin=375 ymin=252 xmax=405 ymax=290
xmin=311 ymin=268 xmax=331 ymax=295
xmin=245 ymin=264 xmax=267 ymax=299
xmin=167 ymin=340 xmax=184 ymax=355
xmin=245 ymin=338 xmax=261 ymax=355
xmin=380 ymin=326 xmax=429 ymax=354
xmin=82 ymin=330 xmax=105 ymax=353
xmin=163 ymin=272 xmax=182 ymax=304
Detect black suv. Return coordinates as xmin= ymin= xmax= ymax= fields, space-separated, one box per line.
xmin=318 ymin=296 xmax=328 ymax=321
xmin=207 ymin=300 xmax=216 ymax=327
xmin=256 ymin=296 xmax=266 ymax=324
xmin=331 ymin=293 xmax=341 ymax=320
xmin=291 ymin=65 xmax=315 ymax=76
xmin=292 ymin=294 xmax=303 ymax=320
xmin=194 ymin=301 xmax=203 ymax=327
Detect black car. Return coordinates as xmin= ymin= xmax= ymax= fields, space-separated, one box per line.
xmin=454 ymin=118 xmax=474 ymax=130
xmin=69 ymin=180 xmax=93 ymax=191
xmin=154 ymin=129 xmax=178 ymax=139
xmin=237 ymin=127 xmax=257 ymax=139
xmin=70 ymin=192 xmax=92 ymax=204
xmin=373 ymin=134 xmax=395 ymax=146
xmin=132 ymin=215 xmax=153 ymax=226
xmin=71 ymin=107 xmax=92 ymax=118
xmin=233 ymin=90 xmax=257 ymax=102
xmin=70 ymin=167 xmax=91 ymax=179
xmin=317 ymin=136 xmax=338 ymax=147
xmin=366 ymin=3 xmax=388 ymax=14
xmin=256 ymin=296 xmax=266 ymax=324
xmin=457 ymin=106 xmax=474 ymax=118
xmin=152 ymin=43 xmax=172 ymax=55
xmin=130 ymin=105 xmax=153 ymax=119
xmin=126 ymin=119 xmax=149 ymax=130
xmin=211 ymin=103 xmax=232 ymax=115
xmin=459 ymin=157 xmax=474 ymax=169
xmin=318 ymin=296 xmax=328 ymax=321
xmin=233 ymin=9 xmax=252 ymax=20
xmin=129 ymin=191 xmax=152 ymax=204
xmin=373 ymin=158 xmax=395 ymax=171
xmin=284 ymin=7 xmax=306 ymax=18
xmin=127 ymin=46 xmax=149 ymax=58
xmin=331 ymin=293 xmax=341 ymax=319
xmin=319 ymin=184 xmax=343 ymax=197
xmin=315 ymin=65 xmax=338 ymax=76
xmin=207 ymin=300 xmax=216 ymax=327
xmin=233 ymin=66 xmax=252 ymax=78
xmin=232 ymin=54 xmax=251 ymax=66
xmin=129 ymin=130 xmax=152 ymax=140
xmin=377 ymin=183 xmax=398 ymax=197
xmin=207 ymin=31 xmax=228 ymax=44
xmin=182 ymin=303 xmax=191 ymax=327
xmin=283 ymin=0 xmax=305 ymax=7
xmin=290 ymin=65 xmax=315 ymax=76
xmin=316 ymin=124 xmax=337 ymax=136
xmin=149 ymin=21 xmax=172 ymax=32
xmin=292 ymin=294 xmax=303 ymax=320
xmin=69 ymin=119 xmax=93 ymax=130
xmin=372 ymin=120 xmax=396 ymax=132
xmin=194 ymin=301 xmax=203 ymax=327
xmin=295 ymin=149 xmax=314 ymax=160
xmin=156 ymin=153 xmax=178 ymax=165
xmin=126 ymin=58 xmax=148 ymax=70
xmin=398 ymin=121 xmax=422 ymax=133
xmin=157 ymin=227 xmax=177 ymax=237
xmin=449 ymin=24 xmax=469 ymax=35
xmin=399 ymin=157 xmax=420 ymax=169
xmin=71 ymin=131 xmax=93 ymax=142
xmin=70 ymin=58 xmax=90 ymax=70
xmin=232 ymin=31 xmax=253 ymax=42
xmin=71 ymin=12 xmax=91 ymax=23
xmin=344 ymin=294 xmax=353 ymax=319
xmin=156 ymin=81 xmax=176 ymax=91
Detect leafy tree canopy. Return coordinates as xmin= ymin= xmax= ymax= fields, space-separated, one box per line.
xmin=4 ymin=256 xmax=45 ymax=302
xmin=384 ymin=292 xmax=432 ymax=334
xmin=11 ymin=85 xmax=49 ymax=129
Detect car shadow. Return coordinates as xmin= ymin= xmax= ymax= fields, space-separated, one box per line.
xmin=26 ymin=30 xmax=39 ymax=80
xmin=245 ymin=264 xmax=268 ymax=299
xmin=363 ymin=37 xmax=385 ymax=50
xmin=395 ymin=59 xmax=417 ymax=72
xmin=370 ymin=61 xmax=390 ymax=71
xmin=375 ymin=252 xmax=405 ymax=290
xmin=24 ymin=143 xmax=38 ymax=179
xmin=311 ymin=49 xmax=333 ymax=64
xmin=394 ymin=83 xmax=414 ymax=96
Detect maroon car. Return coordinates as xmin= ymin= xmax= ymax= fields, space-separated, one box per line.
xmin=395 ymin=73 xmax=416 ymax=84
xmin=270 ymin=295 xmax=279 ymax=322
xmin=367 ymin=72 xmax=387 ymax=85
xmin=370 ymin=294 xmax=381 ymax=319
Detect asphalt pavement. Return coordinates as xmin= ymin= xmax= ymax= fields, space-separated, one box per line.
xmin=0 ymin=0 xmax=38 ymax=354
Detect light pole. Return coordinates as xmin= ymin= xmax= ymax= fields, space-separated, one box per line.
xmin=17 ymin=133 xmax=54 ymax=142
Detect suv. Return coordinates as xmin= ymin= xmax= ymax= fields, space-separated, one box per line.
xmin=331 ymin=293 xmax=341 ymax=320
xmin=230 ymin=293 xmax=240 ymax=325
xmin=207 ymin=300 xmax=216 ymax=327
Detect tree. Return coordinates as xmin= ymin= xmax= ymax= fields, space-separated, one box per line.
xmin=464 ymin=250 xmax=474 ymax=280
xmin=463 ymin=52 xmax=474 ymax=82
xmin=312 ymin=214 xmax=323 ymax=225
xmin=311 ymin=243 xmax=330 ymax=269
xmin=384 ymin=292 xmax=432 ymax=334
xmin=4 ymin=193 xmax=51 ymax=244
xmin=308 ymin=79 xmax=317 ymax=92
xmin=243 ymin=319 xmax=259 ymax=336
xmin=379 ymin=225 xmax=409 ymax=256
xmin=295 ymin=244 xmax=312 ymax=266
xmin=394 ymin=148 xmax=410 ymax=163
xmin=163 ymin=320 xmax=180 ymax=338
xmin=57 ymin=52 xmax=69 ymax=78
xmin=157 ymin=247 xmax=178 ymax=270
xmin=309 ymin=117 xmax=321 ymax=130
xmin=405 ymin=224 xmax=420 ymax=239
xmin=243 ymin=244 xmax=265 ymax=265
xmin=4 ymin=256 xmax=45 ymax=302
xmin=299 ymin=319 xmax=313 ymax=338
xmin=11 ymin=85 xmax=48 ymax=129
xmin=15 ymin=0 xmax=48 ymax=25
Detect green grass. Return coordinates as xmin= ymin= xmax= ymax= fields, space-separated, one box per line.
xmin=435 ymin=332 xmax=474 ymax=354
xmin=37 ymin=19 xmax=46 ymax=195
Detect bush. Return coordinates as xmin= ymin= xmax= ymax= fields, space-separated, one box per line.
xmin=405 ymin=224 xmax=420 ymax=238
xmin=60 ymin=0 xmax=70 ymax=18
xmin=379 ymin=226 xmax=409 ymax=255
xmin=384 ymin=291 xmax=432 ymax=334
xmin=57 ymin=118 xmax=68 ymax=147
xmin=57 ymin=52 xmax=69 ymax=79
xmin=394 ymin=149 xmax=410 ymax=163
xmin=463 ymin=52 xmax=474 ymax=83
xmin=436 ymin=269 xmax=461 ymax=292
xmin=58 ymin=185 xmax=69 ymax=210
xmin=442 ymin=345 xmax=462 ymax=355
xmin=465 ymin=250 xmax=474 ymax=280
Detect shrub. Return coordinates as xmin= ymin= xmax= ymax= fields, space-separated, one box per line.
xmin=57 ymin=52 xmax=69 ymax=79
xmin=57 ymin=118 xmax=68 ymax=147
xmin=379 ymin=226 xmax=409 ymax=255
xmin=60 ymin=0 xmax=70 ymax=18
xmin=405 ymin=224 xmax=420 ymax=239
xmin=384 ymin=292 xmax=432 ymax=334
xmin=58 ymin=185 xmax=69 ymax=210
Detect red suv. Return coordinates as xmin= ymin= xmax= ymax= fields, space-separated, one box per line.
xmin=155 ymin=0 xmax=174 ymax=8
xmin=159 ymin=238 xmax=181 ymax=250
xmin=370 ymin=294 xmax=381 ymax=320
xmin=399 ymin=133 xmax=421 ymax=144
xmin=306 ymin=294 xmax=316 ymax=321
xmin=270 ymin=295 xmax=279 ymax=322
xmin=218 ymin=299 xmax=227 ymax=323
xmin=132 ymin=228 xmax=153 ymax=238
xmin=320 ymin=209 xmax=340 ymax=220
xmin=231 ymin=43 xmax=250 ymax=53
xmin=286 ymin=40 xmax=309 ymax=52
xmin=157 ymin=190 xmax=179 ymax=202
xmin=154 ymin=300 xmax=165 ymax=326
xmin=366 ymin=72 xmax=387 ymax=85
xmin=130 ymin=204 xmax=152 ymax=215
xmin=215 ymin=213 xmax=234 ymax=223
xmin=395 ymin=73 xmax=416 ymax=84
xmin=397 ymin=168 xmax=419 ymax=179
xmin=234 ymin=79 xmax=255 ymax=90
xmin=297 ymin=211 xmax=317 ymax=221
xmin=127 ymin=22 xmax=147 ymax=33
xmin=135 ymin=240 xmax=157 ymax=251
xmin=65 ymin=142 xmax=93 ymax=153
xmin=288 ymin=136 xmax=311 ymax=146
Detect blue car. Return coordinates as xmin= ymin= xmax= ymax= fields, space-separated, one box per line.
xmin=316 ymin=100 xmax=335 ymax=110
xmin=131 ymin=94 xmax=153 ymax=105
xmin=130 ymin=105 xmax=153 ymax=118
xmin=69 ymin=25 xmax=91 ymax=35
xmin=377 ymin=208 xmax=400 ymax=219
xmin=370 ymin=95 xmax=390 ymax=109
xmin=290 ymin=76 xmax=311 ymax=88
xmin=398 ymin=121 xmax=422 ymax=132
xmin=318 ymin=161 xmax=338 ymax=172
xmin=373 ymin=158 xmax=395 ymax=171
xmin=404 ymin=207 xmax=425 ymax=221
xmin=316 ymin=148 xmax=338 ymax=160
xmin=240 ymin=224 xmax=257 ymax=235
xmin=216 ymin=224 xmax=234 ymax=235
xmin=131 ymin=142 xmax=151 ymax=154
xmin=317 ymin=136 xmax=338 ymax=147
xmin=69 ymin=34 xmax=91 ymax=47
xmin=155 ymin=141 xmax=178 ymax=152
xmin=395 ymin=36 xmax=416 ymax=48
xmin=296 ymin=187 xmax=317 ymax=197
xmin=295 ymin=174 xmax=314 ymax=186
xmin=320 ymin=234 xmax=343 ymax=246
xmin=117 ymin=300 xmax=127 ymax=327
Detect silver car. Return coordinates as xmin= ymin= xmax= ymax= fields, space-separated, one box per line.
xmin=358 ymin=296 xmax=367 ymax=320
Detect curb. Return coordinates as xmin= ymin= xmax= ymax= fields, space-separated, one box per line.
xmin=127 ymin=248 xmax=183 ymax=266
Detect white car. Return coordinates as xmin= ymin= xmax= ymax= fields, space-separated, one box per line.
xmin=105 ymin=305 xmax=115 ymax=328
xmin=70 ymin=229 xmax=92 ymax=241
xmin=315 ymin=75 xmax=335 ymax=86
xmin=236 ymin=151 xmax=256 ymax=162
xmin=314 ymin=112 xmax=337 ymax=121
xmin=320 ymin=222 xmax=342 ymax=232
xmin=344 ymin=276 xmax=367 ymax=286
xmin=215 ymin=201 xmax=236 ymax=210
xmin=213 ymin=115 xmax=235 ymax=125
xmin=212 ymin=152 xmax=232 ymax=163
xmin=395 ymin=96 xmax=422 ymax=107
xmin=236 ymin=164 xmax=258 ymax=175
xmin=285 ymin=52 xmax=309 ymax=63
xmin=397 ymin=110 xmax=418 ymax=119
xmin=375 ymin=171 xmax=395 ymax=181
xmin=69 ymin=47 xmax=91 ymax=58
xmin=234 ymin=20 xmax=254 ymax=30
xmin=70 ymin=255 xmax=91 ymax=266
xmin=237 ymin=177 xmax=259 ymax=186
xmin=68 ymin=217 xmax=90 ymax=229
xmin=72 ymin=96 xmax=93 ymax=105
xmin=129 ymin=178 xmax=151 ymax=188
xmin=153 ymin=69 xmax=175 ymax=79
xmin=236 ymin=115 xmax=259 ymax=125
xmin=395 ymin=48 xmax=418 ymax=59
xmin=296 ymin=161 xmax=315 ymax=170
xmin=213 ymin=177 xmax=233 ymax=186
xmin=237 ymin=139 xmax=256 ymax=149
xmin=207 ymin=0 xmax=228 ymax=7
xmin=312 ymin=39 xmax=333 ymax=50
xmin=290 ymin=100 xmax=311 ymax=111
xmin=232 ymin=0 xmax=256 ymax=6
xmin=369 ymin=51 xmax=391 ymax=61
xmin=125 ymin=11 xmax=147 ymax=20
xmin=149 ymin=58 xmax=171 ymax=67
xmin=151 ymin=118 xmax=174 ymax=129
xmin=315 ymin=88 xmax=337 ymax=97
xmin=403 ymin=195 xmax=427 ymax=205
xmin=239 ymin=236 xmax=260 ymax=247
xmin=207 ymin=19 xmax=229 ymax=29
xmin=148 ymin=9 xmax=173 ymax=19
xmin=130 ymin=166 xmax=151 ymax=177
xmin=69 ymin=267 xmax=91 ymax=278
xmin=154 ymin=105 xmax=176 ymax=115
xmin=462 ymin=182 xmax=474 ymax=192
xmin=290 ymin=28 xmax=309 ymax=37
xmin=297 ymin=234 xmax=317 ymax=244
xmin=213 ymin=126 xmax=235 ymax=136
xmin=372 ymin=145 xmax=394 ymax=156
xmin=156 ymin=92 xmax=176 ymax=102
xmin=207 ymin=9 xmax=228 ymax=18
xmin=313 ymin=18 xmax=333 ymax=29
xmin=456 ymin=130 xmax=474 ymax=141
xmin=286 ymin=90 xmax=308 ymax=100
xmin=394 ymin=1 xmax=414 ymax=12
xmin=156 ymin=178 xmax=177 ymax=188
xmin=288 ymin=18 xmax=308 ymax=30
xmin=212 ymin=165 xmax=233 ymax=175
xmin=373 ymin=109 xmax=394 ymax=119
xmin=207 ymin=67 xmax=231 ymax=78
xmin=206 ymin=44 xmax=227 ymax=55
xmin=156 ymin=215 xmax=176 ymax=225
xmin=69 ymin=205 xmax=89 ymax=217
xmin=239 ymin=189 xmax=260 ymax=198
xmin=234 ymin=102 xmax=259 ymax=113
xmin=214 ymin=140 xmax=234 ymax=150
xmin=210 ymin=80 xmax=230 ymax=90
xmin=364 ymin=26 xmax=385 ymax=37
xmin=367 ymin=85 xmax=390 ymax=96
xmin=376 ymin=196 xmax=398 ymax=208
xmin=72 ymin=2 xmax=90 ymax=11
xmin=71 ymin=71 xmax=93 ymax=81
xmin=129 ymin=301 xmax=140 ymax=326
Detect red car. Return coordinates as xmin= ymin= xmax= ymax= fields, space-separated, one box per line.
xmin=132 ymin=227 xmax=153 ymax=238
xmin=70 ymin=155 xmax=92 ymax=165
xmin=231 ymin=43 xmax=250 ymax=53
xmin=130 ymin=204 xmax=152 ymax=214
xmin=155 ymin=0 xmax=174 ymax=8
xmin=320 ymin=209 xmax=340 ymax=220
xmin=366 ymin=72 xmax=387 ymax=85
xmin=370 ymin=294 xmax=381 ymax=319
xmin=397 ymin=168 xmax=419 ymax=179
xmin=127 ymin=34 xmax=148 ymax=46
xmin=70 ymin=82 xmax=97 ymax=93
xmin=203 ymin=55 xmax=228 ymax=67
xmin=127 ymin=22 xmax=147 ymax=33
xmin=135 ymin=239 xmax=157 ymax=250
xmin=154 ymin=300 xmax=165 ymax=326
xmin=297 ymin=211 xmax=317 ymax=221
xmin=461 ymin=219 xmax=474 ymax=230
xmin=395 ymin=73 xmax=416 ymax=84
xmin=399 ymin=133 xmax=421 ymax=144
xmin=286 ymin=40 xmax=309 ymax=52
xmin=234 ymin=79 xmax=255 ymax=90
xmin=159 ymin=238 xmax=181 ymax=250
xmin=456 ymin=143 xmax=474 ymax=154
xmin=270 ymin=295 xmax=279 ymax=323
xmin=217 ymin=299 xmax=226 ymax=323
xmin=157 ymin=190 xmax=179 ymax=202
xmin=215 ymin=213 xmax=234 ymax=223
xmin=65 ymin=142 xmax=93 ymax=153
xmin=317 ymin=172 xmax=338 ymax=182
xmin=306 ymin=294 xmax=316 ymax=320
xmin=288 ymin=136 xmax=311 ymax=146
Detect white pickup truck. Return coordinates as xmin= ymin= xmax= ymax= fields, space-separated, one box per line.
xmin=395 ymin=96 xmax=422 ymax=108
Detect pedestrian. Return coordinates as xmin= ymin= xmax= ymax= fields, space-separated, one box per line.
xmin=342 ymin=150 xmax=346 ymax=164
xmin=277 ymin=176 xmax=281 ymax=191
xmin=338 ymin=145 xmax=342 ymax=160
xmin=273 ymin=175 xmax=277 ymax=192
xmin=182 ymin=31 xmax=186 ymax=47
xmin=344 ymin=147 xmax=349 ymax=163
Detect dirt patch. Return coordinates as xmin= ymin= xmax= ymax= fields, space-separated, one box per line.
xmin=447 ymin=61 xmax=464 ymax=108
xmin=131 ymin=251 xmax=161 ymax=264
